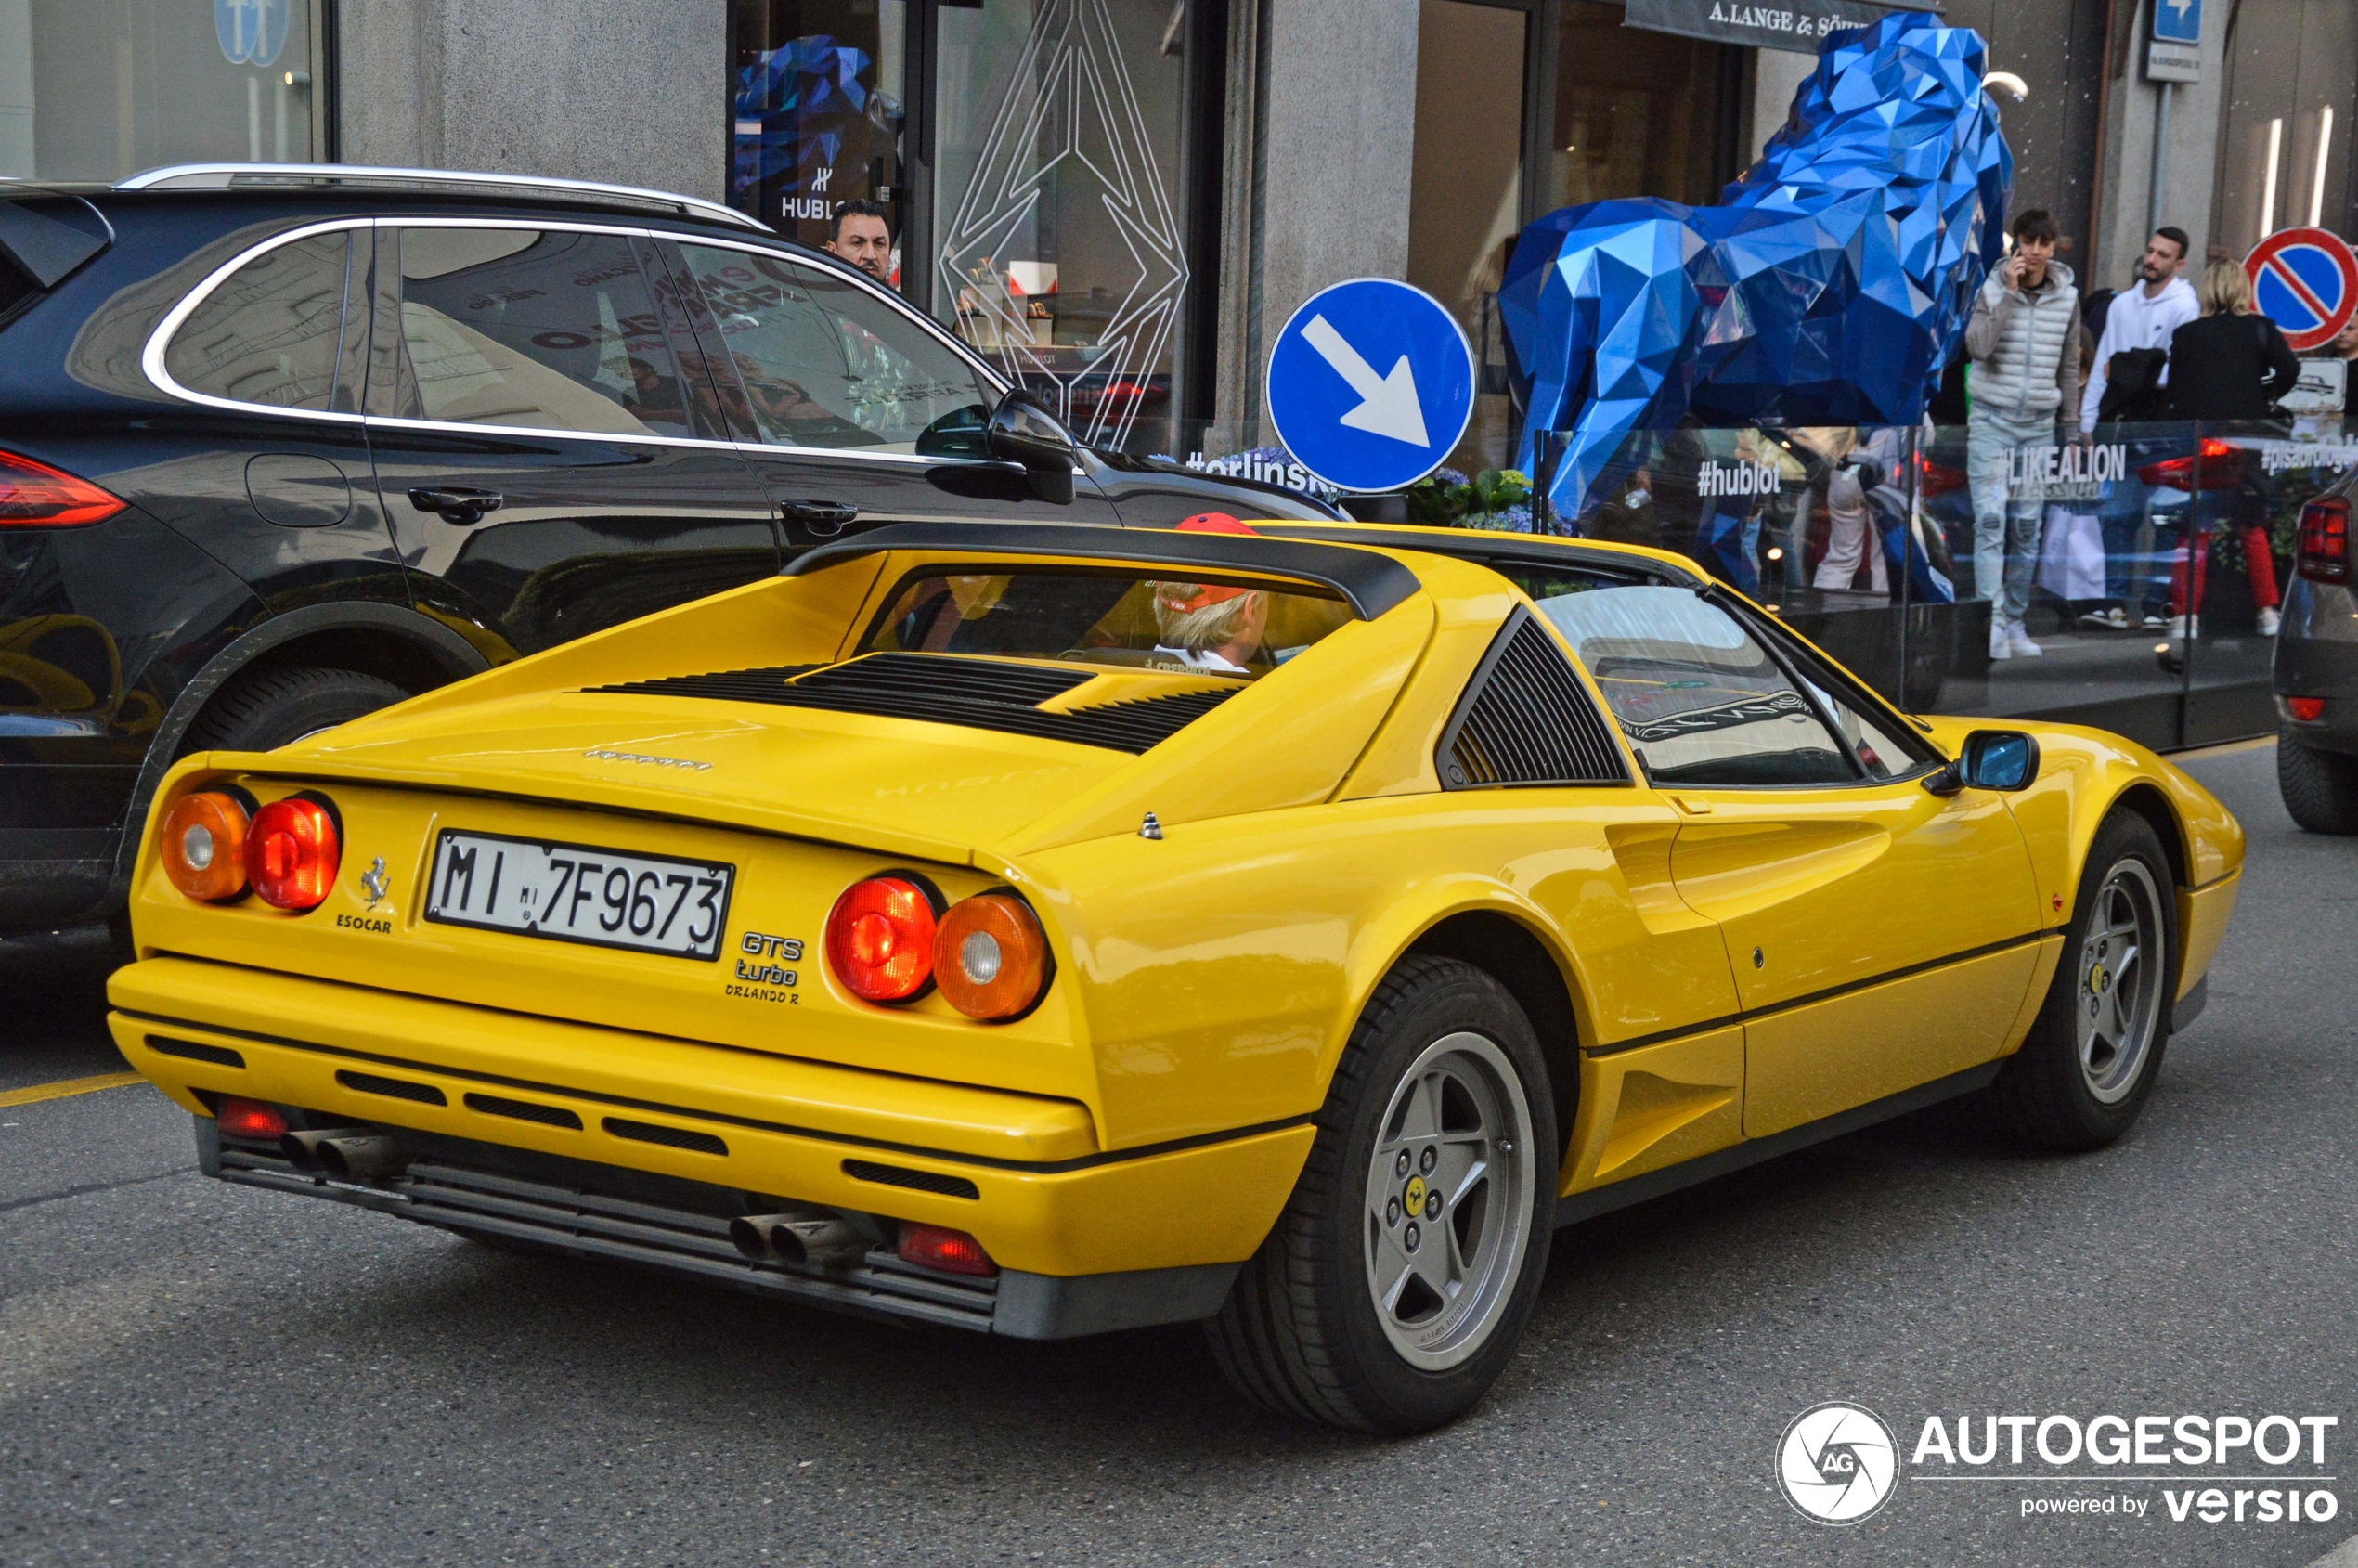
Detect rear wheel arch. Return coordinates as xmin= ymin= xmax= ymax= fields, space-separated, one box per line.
xmin=1405 ymin=909 xmax=1581 ymax=1151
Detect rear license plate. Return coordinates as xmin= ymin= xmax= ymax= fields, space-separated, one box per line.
xmin=423 ymin=829 xmax=734 ymax=960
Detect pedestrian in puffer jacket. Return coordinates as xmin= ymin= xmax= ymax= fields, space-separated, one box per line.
xmin=1963 ymin=207 xmax=2081 ymax=660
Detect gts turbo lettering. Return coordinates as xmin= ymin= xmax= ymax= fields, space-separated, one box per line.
xmin=736 ymin=929 xmax=803 ymax=986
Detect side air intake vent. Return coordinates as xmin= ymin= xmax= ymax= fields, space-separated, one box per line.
xmin=1438 ymin=608 xmax=1630 ymax=789
xmin=586 ymin=654 xmax=1237 ymax=754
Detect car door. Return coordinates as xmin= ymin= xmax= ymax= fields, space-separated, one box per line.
xmin=363 ymin=221 xmax=778 ymax=658
xmin=659 ymin=239 xmax=1122 ymax=555
xmin=1537 ymin=583 xmax=2047 ymax=1138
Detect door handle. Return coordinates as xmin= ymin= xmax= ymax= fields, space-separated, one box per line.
xmin=407 ymin=486 xmax=505 ymax=525
xmin=782 ymin=499 xmax=859 ymax=538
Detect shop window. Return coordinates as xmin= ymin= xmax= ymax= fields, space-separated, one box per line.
xmin=385 ymin=228 xmax=696 ymax=440
xmin=1550 ymin=3 xmax=1739 ymax=211
xmin=163 ymin=231 xmax=361 ymax=413
xmin=7 ymin=0 xmax=321 ymax=180
xmin=932 ymin=0 xmax=1194 ymax=448
xmin=732 ymin=0 xmax=910 ymax=268
xmin=1407 ymin=0 xmax=1529 ymax=477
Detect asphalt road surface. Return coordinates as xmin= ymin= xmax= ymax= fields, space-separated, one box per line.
xmin=5 ymin=741 xmax=2352 ymax=1567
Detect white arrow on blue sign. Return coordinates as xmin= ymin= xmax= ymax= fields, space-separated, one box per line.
xmin=1265 ymin=278 xmax=1475 ymax=495
xmin=2151 ymin=0 xmax=2199 ymax=44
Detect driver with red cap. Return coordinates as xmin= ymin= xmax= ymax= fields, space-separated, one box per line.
xmin=1151 ymin=513 xmax=1267 ymax=674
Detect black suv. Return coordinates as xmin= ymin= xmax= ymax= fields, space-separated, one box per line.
xmin=2277 ymin=471 xmax=2358 ymax=831
xmin=0 ymin=164 xmax=1333 ymax=933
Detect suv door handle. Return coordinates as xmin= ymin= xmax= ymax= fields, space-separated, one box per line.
xmin=407 ymin=486 xmax=505 ymax=525
xmin=782 ymin=499 xmax=859 ymax=538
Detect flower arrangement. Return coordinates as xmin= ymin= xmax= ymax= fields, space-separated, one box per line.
xmin=1404 ymin=468 xmax=1536 ymax=531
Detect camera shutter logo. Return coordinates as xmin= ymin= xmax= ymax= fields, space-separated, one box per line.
xmin=1778 ymin=1402 xmax=1899 ymax=1524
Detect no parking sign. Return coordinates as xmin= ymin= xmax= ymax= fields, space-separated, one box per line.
xmin=2245 ymin=227 xmax=2358 ymax=353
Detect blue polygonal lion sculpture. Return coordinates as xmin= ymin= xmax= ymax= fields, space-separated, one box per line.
xmin=1500 ymin=11 xmax=2013 ymax=520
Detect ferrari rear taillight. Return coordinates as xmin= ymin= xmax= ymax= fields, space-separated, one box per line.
xmin=0 ymin=450 xmax=125 ymax=527
xmin=160 ymin=791 xmax=251 ymax=901
xmin=2298 ymin=496 xmax=2351 ymax=584
xmin=897 ymin=1223 xmax=996 ymax=1277
xmin=246 ymin=796 xmax=340 ymax=911
xmin=933 ymin=892 xmax=1049 ymax=1021
xmin=825 ymin=875 xmax=939 ymax=1002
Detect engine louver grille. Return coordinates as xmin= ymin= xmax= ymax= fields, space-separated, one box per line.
xmin=1439 ymin=609 xmax=1630 ymax=789
xmin=585 ymin=654 xmax=1237 ymax=754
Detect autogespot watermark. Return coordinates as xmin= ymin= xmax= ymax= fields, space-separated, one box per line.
xmin=1779 ymin=1406 xmax=2341 ymax=1529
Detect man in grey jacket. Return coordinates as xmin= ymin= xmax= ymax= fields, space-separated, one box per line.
xmin=1963 ymin=208 xmax=2082 ymax=660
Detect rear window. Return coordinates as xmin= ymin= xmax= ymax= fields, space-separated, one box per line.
xmin=864 ymin=568 xmax=1354 ymax=678
xmin=163 ymin=230 xmax=363 ymax=411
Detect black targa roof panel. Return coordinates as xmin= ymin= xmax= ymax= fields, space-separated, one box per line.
xmin=785 ymin=521 xmax=1426 ymax=620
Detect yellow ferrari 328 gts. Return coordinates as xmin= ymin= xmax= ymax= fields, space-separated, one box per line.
xmin=110 ymin=518 xmax=2242 ymax=1433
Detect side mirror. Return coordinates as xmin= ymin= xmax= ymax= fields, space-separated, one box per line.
xmin=985 ymin=390 xmax=1078 ymax=506
xmin=1923 ymin=729 xmax=2041 ymax=796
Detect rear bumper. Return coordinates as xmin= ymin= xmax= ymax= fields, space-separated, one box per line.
xmin=193 ymin=1119 xmax=1240 ymax=1339
xmin=110 ymin=955 xmax=1313 ymax=1282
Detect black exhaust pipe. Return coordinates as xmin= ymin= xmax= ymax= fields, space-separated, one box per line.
xmin=280 ymin=1129 xmax=410 ymax=1180
xmin=730 ymin=1210 xmax=871 ymax=1268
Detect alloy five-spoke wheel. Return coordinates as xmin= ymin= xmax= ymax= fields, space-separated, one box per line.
xmin=2075 ymin=859 xmax=2165 ymax=1105
xmin=1361 ymin=1031 xmax=1536 ymax=1370
xmin=1208 ymin=955 xmax=1559 ymax=1433
xmin=1989 ymin=810 xmax=2178 ymax=1151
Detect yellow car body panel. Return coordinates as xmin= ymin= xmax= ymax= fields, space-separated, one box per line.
xmin=110 ymin=525 xmax=2245 ymax=1322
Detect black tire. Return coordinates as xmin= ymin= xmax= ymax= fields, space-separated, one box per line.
xmin=2276 ymin=732 xmax=2358 ymax=835
xmin=1205 ymin=955 xmax=1559 ymax=1434
xmin=186 ymin=667 xmax=408 ymax=754
xmin=1988 ymin=811 xmax=2178 ymax=1152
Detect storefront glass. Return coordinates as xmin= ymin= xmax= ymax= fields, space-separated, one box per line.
xmin=1407 ymin=0 xmax=1527 ymax=481
xmin=6 ymin=0 xmax=322 ymax=180
xmin=1518 ymin=417 xmax=2337 ymax=750
xmin=1550 ymin=1 xmax=1739 ymax=211
xmin=931 ymin=0 xmax=1195 ymax=449
xmin=732 ymin=0 xmax=911 ymax=271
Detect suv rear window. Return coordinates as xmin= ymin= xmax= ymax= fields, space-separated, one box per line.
xmin=163 ymin=231 xmax=364 ymax=411
xmin=866 ymin=568 xmax=1354 ymax=678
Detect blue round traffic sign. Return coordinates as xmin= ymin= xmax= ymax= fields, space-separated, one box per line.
xmin=215 ymin=0 xmax=292 ymax=67
xmin=1265 ymin=279 xmax=1474 ymax=494
xmin=2246 ymin=227 xmax=2358 ymax=353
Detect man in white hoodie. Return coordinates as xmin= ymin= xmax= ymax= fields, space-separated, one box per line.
xmin=1964 ymin=209 xmax=2080 ymax=659
xmin=2080 ymin=227 xmax=2196 ymax=430
xmin=2079 ymin=227 xmax=2197 ymax=630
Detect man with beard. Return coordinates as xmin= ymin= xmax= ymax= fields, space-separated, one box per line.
xmin=824 ymin=199 xmax=894 ymax=284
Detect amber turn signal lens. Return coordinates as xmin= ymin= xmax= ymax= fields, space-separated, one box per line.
xmin=160 ymin=791 xmax=251 ymax=901
xmin=825 ymin=875 xmax=939 ymax=1002
xmin=932 ymin=892 xmax=1049 ymax=1020
xmin=245 ymin=797 xmax=340 ymax=911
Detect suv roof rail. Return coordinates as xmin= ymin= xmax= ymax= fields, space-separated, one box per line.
xmin=114 ymin=163 xmax=770 ymax=232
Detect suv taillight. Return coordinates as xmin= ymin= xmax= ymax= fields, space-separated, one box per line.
xmin=2298 ymin=496 xmax=2352 ymax=585
xmin=0 ymin=450 xmax=124 ymax=527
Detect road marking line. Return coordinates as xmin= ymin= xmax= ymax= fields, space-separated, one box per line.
xmin=0 ymin=1071 xmax=148 ymax=1108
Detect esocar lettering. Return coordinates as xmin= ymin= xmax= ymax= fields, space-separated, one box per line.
xmin=335 ymin=913 xmax=392 ymax=933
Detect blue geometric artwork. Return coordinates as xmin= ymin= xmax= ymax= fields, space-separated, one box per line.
xmin=1500 ymin=11 xmax=2013 ymax=519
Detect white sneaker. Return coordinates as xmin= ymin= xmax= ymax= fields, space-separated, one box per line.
xmin=1989 ymin=624 xmax=2012 ymax=660
xmin=2005 ymin=622 xmax=2044 ymax=656
xmin=2258 ymin=607 xmax=2282 ymax=636
xmin=2166 ymin=615 xmax=2199 ymax=640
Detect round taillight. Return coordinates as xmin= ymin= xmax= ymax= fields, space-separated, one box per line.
xmin=825 ymin=875 xmax=939 ymax=1002
xmin=160 ymin=791 xmax=251 ymax=901
xmin=933 ymin=892 xmax=1049 ymax=1020
xmin=245 ymin=796 xmax=340 ymax=911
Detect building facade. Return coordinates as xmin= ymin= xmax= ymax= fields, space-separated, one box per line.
xmin=12 ymin=0 xmax=2351 ymax=454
